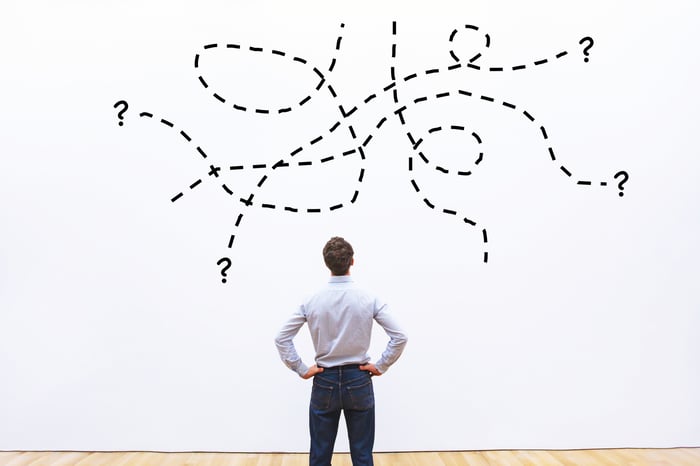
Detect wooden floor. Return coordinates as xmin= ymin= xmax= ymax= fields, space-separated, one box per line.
xmin=1 ymin=449 xmax=699 ymax=465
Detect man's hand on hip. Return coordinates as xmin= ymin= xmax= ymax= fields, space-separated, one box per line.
xmin=359 ymin=363 xmax=382 ymax=376
xmin=302 ymin=365 xmax=324 ymax=379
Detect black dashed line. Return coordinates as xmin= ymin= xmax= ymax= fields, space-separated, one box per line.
xmin=358 ymin=168 xmax=365 ymax=182
xmin=358 ymin=146 xmax=366 ymax=159
xmin=428 ymin=126 xmax=442 ymax=134
xmin=351 ymin=191 xmax=359 ymax=203
xmin=343 ymin=149 xmax=356 ymax=156
xmin=262 ymin=203 xmax=275 ymax=209
xmin=548 ymin=147 xmax=556 ymax=161
xmin=472 ymin=132 xmax=482 ymax=144
xmin=502 ymin=101 xmax=516 ymax=109
xmin=228 ymin=235 xmax=235 ymax=248
xmin=307 ymin=208 xmax=321 ymax=213
xmin=299 ymin=95 xmax=311 ymax=106
xmin=160 ymin=119 xmax=174 ymax=127
xmin=443 ymin=209 xmax=457 ymax=215
xmin=376 ymin=117 xmax=388 ymax=128
xmin=362 ymin=135 xmax=373 ymax=147
xmin=250 ymin=46 xmax=263 ymax=52
xmin=577 ymin=181 xmax=592 ymax=185
xmin=171 ymin=193 xmax=183 ymax=202
xmin=364 ymin=94 xmax=377 ymax=104
xmin=534 ymin=58 xmax=548 ymax=65
xmin=290 ymin=147 xmax=303 ymax=156
xmin=523 ymin=110 xmax=535 ymax=122
xmin=278 ymin=107 xmax=292 ymax=114
xmin=464 ymin=217 xmax=476 ymax=226
xmin=198 ymin=76 xmax=208 ymax=88
xmin=235 ymin=214 xmax=243 ymax=227
xmin=227 ymin=44 xmax=240 ymax=49
xmin=299 ymin=161 xmax=312 ymax=166
xmin=330 ymin=204 xmax=343 ymax=211
xmin=419 ymin=152 xmax=429 ymax=163
xmin=436 ymin=166 xmax=449 ymax=174
xmin=469 ymin=53 xmax=481 ymax=63
xmin=348 ymin=126 xmax=356 ymax=139
xmin=213 ymin=93 xmax=226 ymax=103
xmin=423 ymin=198 xmax=435 ymax=209
xmin=480 ymin=95 xmax=494 ymax=102
xmin=414 ymin=96 xmax=428 ymax=104
xmin=189 ymin=179 xmax=202 ymax=189
xmin=448 ymin=63 xmax=462 ymax=71
xmin=451 ymin=125 xmax=465 ymax=131
xmin=482 ymin=229 xmax=488 ymax=243
xmin=285 ymin=206 xmax=298 ymax=212
xmin=321 ymin=156 xmax=334 ymax=163
xmin=329 ymin=121 xmax=341 ymax=132
xmin=512 ymin=65 xmax=527 ymax=71
xmin=458 ymin=90 xmax=472 ymax=96
xmin=383 ymin=82 xmax=396 ymax=91
xmin=426 ymin=68 xmax=440 ymax=75
xmin=556 ymin=51 xmax=568 ymax=58
xmin=410 ymin=180 xmax=420 ymax=192
xmin=257 ymin=176 xmax=268 ymax=187
xmin=467 ymin=64 xmax=480 ymax=70
xmin=560 ymin=166 xmax=572 ymax=176
xmin=203 ymin=43 xmax=217 ymax=49
xmin=196 ymin=147 xmax=207 ymax=158
xmin=490 ymin=67 xmax=503 ymax=72
xmin=271 ymin=49 xmax=285 ymax=56
xmin=328 ymin=58 xmax=337 ymax=72
xmin=233 ymin=104 xmax=247 ymax=111
xmin=230 ymin=165 xmax=244 ymax=170
xmin=310 ymin=135 xmax=323 ymax=145
xmin=540 ymin=126 xmax=548 ymax=139
xmin=458 ymin=171 xmax=472 ymax=176
xmin=255 ymin=109 xmax=270 ymax=114
xmin=436 ymin=92 xmax=450 ymax=98
xmin=194 ymin=54 xmax=200 ymax=68
xmin=139 ymin=112 xmax=153 ymax=118
xmin=313 ymin=67 xmax=324 ymax=79
xmin=293 ymin=56 xmax=307 ymax=64
xmin=408 ymin=157 xmax=413 ymax=171
xmin=449 ymin=29 xmax=458 ymax=41
xmin=180 ymin=130 xmax=191 ymax=141
xmin=253 ymin=164 xmax=266 ymax=169
xmin=450 ymin=51 xmax=460 ymax=62
xmin=404 ymin=73 xmax=417 ymax=81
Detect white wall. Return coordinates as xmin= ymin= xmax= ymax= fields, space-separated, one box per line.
xmin=1 ymin=0 xmax=699 ymax=452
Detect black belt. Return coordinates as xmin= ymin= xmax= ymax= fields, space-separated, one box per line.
xmin=319 ymin=364 xmax=364 ymax=370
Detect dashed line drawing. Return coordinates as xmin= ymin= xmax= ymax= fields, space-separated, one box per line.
xmin=115 ymin=20 xmax=626 ymax=282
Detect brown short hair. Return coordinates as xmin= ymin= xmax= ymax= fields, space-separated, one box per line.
xmin=323 ymin=237 xmax=354 ymax=275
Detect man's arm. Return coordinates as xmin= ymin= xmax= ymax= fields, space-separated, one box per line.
xmin=274 ymin=306 xmax=311 ymax=377
xmin=371 ymin=300 xmax=408 ymax=374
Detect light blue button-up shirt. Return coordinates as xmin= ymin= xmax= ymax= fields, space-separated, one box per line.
xmin=275 ymin=276 xmax=407 ymax=377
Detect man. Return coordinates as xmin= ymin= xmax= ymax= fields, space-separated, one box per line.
xmin=275 ymin=237 xmax=407 ymax=466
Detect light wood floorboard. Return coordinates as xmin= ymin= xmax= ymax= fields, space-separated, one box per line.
xmin=0 ymin=449 xmax=699 ymax=465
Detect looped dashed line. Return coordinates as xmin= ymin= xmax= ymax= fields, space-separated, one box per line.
xmin=406 ymin=125 xmax=484 ymax=176
xmin=394 ymin=24 xmax=489 ymax=262
xmin=448 ymin=24 xmax=490 ymax=63
xmin=400 ymin=89 xmax=607 ymax=187
xmin=194 ymin=24 xmax=345 ymax=116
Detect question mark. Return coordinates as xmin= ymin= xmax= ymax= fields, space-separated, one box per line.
xmin=217 ymin=257 xmax=232 ymax=283
xmin=578 ymin=37 xmax=594 ymax=63
xmin=614 ymin=171 xmax=629 ymax=197
xmin=113 ymin=100 xmax=128 ymax=126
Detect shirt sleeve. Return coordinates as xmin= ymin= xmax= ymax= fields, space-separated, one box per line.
xmin=274 ymin=305 xmax=310 ymax=377
xmin=373 ymin=299 xmax=408 ymax=374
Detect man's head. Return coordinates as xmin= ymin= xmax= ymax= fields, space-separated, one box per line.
xmin=323 ymin=236 xmax=354 ymax=276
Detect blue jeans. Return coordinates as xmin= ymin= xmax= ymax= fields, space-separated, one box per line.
xmin=309 ymin=365 xmax=375 ymax=466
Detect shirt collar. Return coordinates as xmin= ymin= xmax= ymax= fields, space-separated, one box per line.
xmin=329 ymin=275 xmax=353 ymax=283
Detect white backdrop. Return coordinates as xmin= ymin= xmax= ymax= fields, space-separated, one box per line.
xmin=1 ymin=0 xmax=699 ymax=452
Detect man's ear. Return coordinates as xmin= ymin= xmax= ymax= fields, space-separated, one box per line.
xmin=351 ymin=257 xmax=355 ymax=266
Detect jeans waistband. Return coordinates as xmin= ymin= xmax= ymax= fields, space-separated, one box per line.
xmin=319 ymin=364 xmax=364 ymax=370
